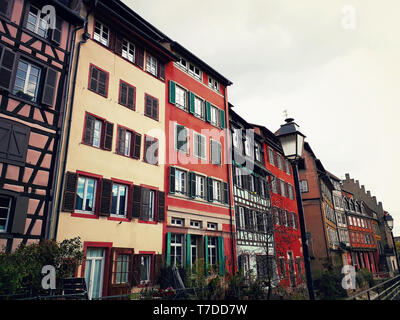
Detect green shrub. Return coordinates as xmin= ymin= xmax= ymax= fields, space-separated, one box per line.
xmin=356 ymin=268 xmax=375 ymax=289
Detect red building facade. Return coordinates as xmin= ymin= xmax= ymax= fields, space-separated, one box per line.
xmin=343 ymin=191 xmax=379 ymax=274
xmin=254 ymin=125 xmax=305 ymax=288
xmin=163 ymin=42 xmax=234 ymax=275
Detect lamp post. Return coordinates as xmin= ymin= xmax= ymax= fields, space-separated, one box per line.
xmin=276 ymin=117 xmax=315 ymax=300
xmin=384 ymin=213 xmax=399 ymax=273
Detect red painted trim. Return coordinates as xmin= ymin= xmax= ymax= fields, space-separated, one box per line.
xmin=76 ymin=170 xmax=103 ymax=180
xmin=81 ymin=241 xmax=113 ymax=297
xmin=71 ymin=212 xmax=99 ymax=219
xmin=143 ymin=93 xmax=159 ymax=121
xmin=118 ymin=79 xmax=137 ymax=110
xmin=88 ymin=63 xmax=110 ymax=98
xmin=140 ymin=184 xmax=159 ymax=191
xmin=138 ymin=220 xmax=158 ymax=225
xmin=139 ymin=251 xmax=155 ymax=255
xmin=107 ymin=216 xmax=130 ymax=222
xmin=111 ymin=177 xmax=133 ymax=187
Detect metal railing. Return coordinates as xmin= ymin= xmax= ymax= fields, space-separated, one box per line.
xmin=347 ymin=274 xmax=400 ymax=300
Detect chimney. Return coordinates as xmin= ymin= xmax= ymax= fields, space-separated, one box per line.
xmin=367 ymin=191 xmax=371 ymax=198
xmin=345 ymin=173 xmax=350 ymax=180
xmin=355 ymin=180 xmax=360 ymax=188
xmin=361 ymin=185 xmax=365 ymax=193
xmin=372 ymin=196 xmax=377 ymax=205
xmin=378 ymin=202 xmax=383 ymax=210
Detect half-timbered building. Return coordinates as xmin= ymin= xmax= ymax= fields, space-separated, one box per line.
xmin=0 ymin=0 xmax=83 ymax=252
xmin=229 ymin=106 xmax=277 ymax=283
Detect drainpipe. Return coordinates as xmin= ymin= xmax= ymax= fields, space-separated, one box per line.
xmin=224 ymin=90 xmax=235 ymax=274
xmin=51 ymin=8 xmax=92 ymax=241
xmin=45 ymin=20 xmax=84 ymax=240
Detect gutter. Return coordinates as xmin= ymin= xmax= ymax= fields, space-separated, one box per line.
xmin=45 ymin=18 xmax=85 ymax=239
xmin=51 ymin=8 xmax=92 ymax=240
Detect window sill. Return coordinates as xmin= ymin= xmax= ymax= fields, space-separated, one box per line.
xmin=71 ymin=212 xmax=99 ymax=219
xmin=143 ymin=113 xmax=159 ymax=122
xmin=108 ymin=216 xmax=130 ymax=222
xmin=138 ymin=220 xmax=158 ymax=225
xmin=87 ymin=87 xmax=108 ymax=99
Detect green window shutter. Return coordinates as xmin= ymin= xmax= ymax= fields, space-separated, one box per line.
xmin=166 ymin=232 xmax=172 ymax=266
xmin=188 ymin=172 xmax=196 ymax=198
xmin=205 ymin=101 xmax=211 ymax=122
xmin=186 ymin=234 xmax=191 ymax=270
xmin=220 ymin=109 xmax=225 ymax=129
xmin=189 ymin=92 xmax=195 ymax=114
xmin=204 ymin=235 xmax=209 ymax=275
xmin=169 ymin=80 xmax=176 ymax=104
xmin=169 ymin=166 xmax=176 ymax=194
xmin=218 ymin=237 xmax=225 ymax=275
xmin=207 ymin=177 xmax=213 ymax=202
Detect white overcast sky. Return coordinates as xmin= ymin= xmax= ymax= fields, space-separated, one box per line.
xmin=123 ymin=0 xmax=400 ymax=236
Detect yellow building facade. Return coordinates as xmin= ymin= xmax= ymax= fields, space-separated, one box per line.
xmin=50 ymin=2 xmax=176 ymax=299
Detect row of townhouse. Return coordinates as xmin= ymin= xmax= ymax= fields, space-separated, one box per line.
xmin=298 ymin=142 xmax=398 ymax=276
xmin=0 ymin=0 xmax=308 ymax=299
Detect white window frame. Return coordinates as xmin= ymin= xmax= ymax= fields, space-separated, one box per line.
xmin=255 ymin=143 xmax=261 ymax=162
xmin=208 ymin=76 xmax=219 ymax=91
xmin=171 ymin=217 xmax=184 ymax=226
xmin=170 ymin=233 xmax=183 ymax=266
xmin=122 ymin=39 xmax=135 ymax=63
xmin=26 ymin=5 xmax=49 ymax=38
xmin=188 ymin=62 xmax=201 ymax=80
xmin=208 ymin=237 xmax=218 ymax=266
xmin=195 ymin=175 xmax=205 ymax=199
xmin=148 ymin=190 xmax=155 ymax=221
xmin=268 ymin=148 xmax=275 ymax=165
xmin=175 ymin=85 xmax=187 ymax=110
xmin=235 ymin=167 xmax=243 ymax=188
xmin=212 ymin=180 xmax=222 ymax=202
xmin=93 ymin=21 xmax=109 ymax=46
xmin=175 ymin=123 xmax=188 ymax=153
xmin=194 ymin=132 xmax=206 ymax=160
xmin=13 ymin=60 xmax=41 ymax=102
xmin=190 ymin=220 xmax=202 ymax=229
xmin=92 ymin=119 xmax=103 ymax=148
xmin=238 ymin=207 xmax=245 ymax=229
xmin=0 ymin=196 xmax=12 ymax=233
xmin=146 ymin=54 xmax=157 ymax=76
xmin=75 ymin=177 xmax=97 ymax=214
xmin=175 ymin=169 xmax=187 ymax=194
xmin=210 ymin=105 xmax=219 ymax=126
xmin=210 ymin=139 xmax=222 ymax=165
xmin=207 ymin=222 xmax=218 ymax=230
xmin=194 ymin=95 xmax=204 ymax=118
xmin=140 ymin=255 xmax=151 ymax=284
xmin=232 ymin=129 xmax=240 ymax=149
xmin=124 ymin=131 xmax=131 ymax=156
xmin=111 ymin=183 xmax=128 ymax=217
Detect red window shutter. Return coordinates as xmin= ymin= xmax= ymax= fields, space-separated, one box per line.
xmin=103 ymin=122 xmax=113 ymax=151
xmin=62 ymin=172 xmax=78 ymax=212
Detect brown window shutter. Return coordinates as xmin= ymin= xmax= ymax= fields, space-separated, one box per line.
xmin=128 ymin=251 xmax=135 ymax=286
xmin=153 ymin=254 xmax=163 ymax=285
xmin=42 ymin=67 xmax=58 ymax=106
xmin=99 ymin=179 xmax=112 ymax=216
xmin=152 ymin=98 xmax=158 ymax=120
xmin=141 ymin=188 xmax=150 ymax=220
xmin=103 ymin=122 xmax=113 ymax=151
xmin=276 ymin=179 xmax=281 ymax=195
xmin=108 ymin=29 xmax=115 ymax=51
xmin=132 ymin=132 xmax=141 ymax=159
xmin=127 ymin=86 xmax=135 ymax=109
xmin=157 ymin=191 xmax=165 ymax=222
xmin=145 ymin=95 xmax=152 ymax=117
xmin=131 ymin=254 xmax=142 ymax=286
xmin=98 ymin=71 xmax=108 ymax=96
xmin=273 ymin=151 xmax=278 ymax=168
xmin=11 ymin=196 xmax=29 ymax=234
xmin=135 ymin=46 xmax=144 ymax=69
xmin=89 ymin=65 xmax=99 ymax=91
xmin=119 ymin=81 xmax=127 ymax=106
xmin=131 ymin=185 xmax=141 ymax=218
xmin=83 ymin=114 xmax=95 ymax=145
xmin=114 ymin=35 xmax=123 ymax=55
xmin=117 ymin=127 xmax=126 ymax=155
xmin=62 ymin=172 xmax=78 ymax=212
xmin=51 ymin=15 xmax=63 ymax=45
xmin=158 ymin=63 xmax=165 ymax=81
xmin=0 ymin=45 xmax=16 ymax=91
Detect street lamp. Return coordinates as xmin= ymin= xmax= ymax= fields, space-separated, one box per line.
xmin=384 ymin=213 xmax=399 ymax=273
xmin=276 ymin=117 xmax=315 ymax=300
